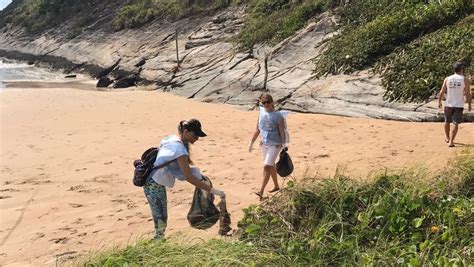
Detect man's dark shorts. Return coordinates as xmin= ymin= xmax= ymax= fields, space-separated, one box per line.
xmin=444 ymin=106 xmax=464 ymax=124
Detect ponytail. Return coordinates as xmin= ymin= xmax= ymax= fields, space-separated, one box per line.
xmin=177 ymin=120 xmax=191 ymax=160
xmin=178 ymin=120 xmax=187 ymax=134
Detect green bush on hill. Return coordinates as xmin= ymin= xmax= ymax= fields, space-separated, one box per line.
xmin=113 ymin=0 xmax=232 ymax=31
xmin=236 ymin=0 xmax=329 ymax=50
xmin=238 ymin=151 xmax=474 ymax=265
xmin=3 ymin=0 xmax=93 ymax=33
xmin=314 ymin=1 xmax=472 ymax=77
xmin=335 ymin=0 xmax=428 ymax=27
xmin=375 ymin=15 xmax=474 ymax=102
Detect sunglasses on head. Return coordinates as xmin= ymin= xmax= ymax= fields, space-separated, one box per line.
xmin=261 ymin=100 xmax=272 ymax=105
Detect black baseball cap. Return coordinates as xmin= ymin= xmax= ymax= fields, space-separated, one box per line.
xmin=185 ymin=118 xmax=207 ymax=137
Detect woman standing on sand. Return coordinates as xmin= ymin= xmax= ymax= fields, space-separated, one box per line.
xmin=248 ymin=93 xmax=289 ymax=200
xmin=144 ymin=119 xmax=226 ymax=240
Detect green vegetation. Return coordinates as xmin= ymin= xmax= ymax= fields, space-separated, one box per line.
xmin=236 ymin=0 xmax=330 ymax=50
xmin=78 ymin=237 xmax=287 ymax=266
xmin=1 ymin=0 xmax=95 ymax=33
xmin=81 ymin=151 xmax=473 ymax=266
xmin=314 ymin=0 xmax=473 ymax=102
xmin=113 ymin=0 xmax=232 ymax=31
xmin=375 ymin=15 xmax=474 ymax=102
xmin=238 ymin=150 xmax=474 ymax=265
xmin=315 ymin=1 xmax=471 ymax=77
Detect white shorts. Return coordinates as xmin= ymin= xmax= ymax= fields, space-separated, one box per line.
xmin=261 ymin=145 xmax=282 ymax=166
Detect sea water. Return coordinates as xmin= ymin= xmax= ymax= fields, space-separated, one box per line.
xmin=0 ymin=58 xmax=64 ymax=88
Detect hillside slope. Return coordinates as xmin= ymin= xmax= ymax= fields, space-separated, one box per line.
xmin=0 ymin=0 xmax=472 ymax=121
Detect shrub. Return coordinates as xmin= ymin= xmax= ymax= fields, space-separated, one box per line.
xmin=238 ymin=151 xmax=474 ymax=265
xmin=375 ymin=15 xmax=474 ymax=102
xmin=113 ymin=0 xmax=232 ymax=31
xmin=4 ymin=0 xmax=94 ymax=34
xmin=78 ymin=237 xmax=286 ymax=266
xmin=315 ymin=1 xmax=472 ymax=77
xmin=237 ymin=0 xmax=327 ymax=50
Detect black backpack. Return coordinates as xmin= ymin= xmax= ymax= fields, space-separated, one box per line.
xmin=133 ymin=147 xmax=159 ymax=187
xmin=133 ymin=147 xmax=177 ymax=187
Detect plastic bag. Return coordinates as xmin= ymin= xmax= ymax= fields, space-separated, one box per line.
xmin=187 ymin=176 xmax=220 ymax=230
xmin=276 ymin=148 xmax=294 ymax=177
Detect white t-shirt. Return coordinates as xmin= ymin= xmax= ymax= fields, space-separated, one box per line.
xmin=149 ymin=135 xmax=202 ymax=188
xmin=445 ymin=74 xmax=465 ymax=108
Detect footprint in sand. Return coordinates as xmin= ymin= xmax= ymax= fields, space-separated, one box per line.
xmin=0 ymin=188 xmax=19 ymax=192
xmin=50 ymin=237 xmax=69 ymax=244
xmin=88 ymin=173 xmax=117 ymax=183
xmin=69 ymin=203 xmax=84 ymax=208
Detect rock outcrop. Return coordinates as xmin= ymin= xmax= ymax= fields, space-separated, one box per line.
xmin=1 ymin=6 xmax=471 ymax=121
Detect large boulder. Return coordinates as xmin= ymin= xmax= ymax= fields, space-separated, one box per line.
xmin=96 ymin=77 xmax=113 ymax=88
xmin=113 ymin=74 xmax=139 ymax=88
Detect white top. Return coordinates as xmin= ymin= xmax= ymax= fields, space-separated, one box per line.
xmin=445 ymin=74 xmax=465 ymax=108
xmin=149 ymin=135 xmax=202 ymax=188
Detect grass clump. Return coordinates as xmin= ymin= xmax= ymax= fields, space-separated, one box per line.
xmin=236 ymin=0 xmax=329 ymax=50
xmin=2 ymin=0 xmax=94 ymax=34
xmin=238 ymin=151 xmax=474 ymax=265
xmin=79 ymin=237 xmax=286 ymax=266
xmin=113 ymin=0 xmax=232 ymax=31
xmin=374 ymin=15 xmax=474 ymax=102
xmin=314 ymin=0 xmax=472 ymax=77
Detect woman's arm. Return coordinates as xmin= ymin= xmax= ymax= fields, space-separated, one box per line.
xmin=278 ymin=116 xmax=286 ymax=145
xmin=177 ymin=156 xmax=212 ymax=191
xmin=251 ymin=118 xmax=260 ymax=143
xmin=248 ymin=118 xmax=260 ymax=152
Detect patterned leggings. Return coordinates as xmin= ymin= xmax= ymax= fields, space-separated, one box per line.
xmin=144 ymin=178 xmax=168 ymax=240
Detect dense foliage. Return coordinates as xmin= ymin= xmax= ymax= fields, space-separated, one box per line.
xmin=1 ymin=0 xmax=96 ymax=33
xmin=79 ymin=238 xmax=287 ymax=266
xmin=314 ymin=1 xmax=472 ymax=77
xmin=113 ymin=0 xmax=232 ymax=31
xmin=238 ymin=151 xmax=474 ymax=265
xmin=375 ymin=15 xmax=474 ymax=102
xmin=236 ymin=0 xmax=330 ymax=49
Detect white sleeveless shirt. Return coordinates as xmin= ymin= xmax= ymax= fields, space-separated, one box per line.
xmin=445 ymin=74 xmax=465 ymax=108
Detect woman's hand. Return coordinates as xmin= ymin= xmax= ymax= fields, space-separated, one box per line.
xmin=210 ymin=188 xmax=226 ymax=198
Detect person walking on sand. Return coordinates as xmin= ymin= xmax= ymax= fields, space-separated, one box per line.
xmin=248 ymin=93 xmax=289 ymax=200
xmin=144 ymin=119 xmax=225 ymax=240
xmin=438 ymin=61 xmax=472 ymax=147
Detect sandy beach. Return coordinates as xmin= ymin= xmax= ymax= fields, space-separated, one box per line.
xmin=1 ymin=82 xmax=473 ymax=266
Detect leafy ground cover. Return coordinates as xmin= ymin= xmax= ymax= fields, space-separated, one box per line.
xmin=374 ymin=15 xmax=474 ymax=102
xmin=113 ymin=0 xmax=232 ymax=31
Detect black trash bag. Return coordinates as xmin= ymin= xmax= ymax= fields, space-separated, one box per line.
xmin=187 ymin=176 xmax=220 ymax=230
xmin=276 ymin=148 xmax=294 ymax=177
xmin=217 ymin=199 xmax=232 ymax=236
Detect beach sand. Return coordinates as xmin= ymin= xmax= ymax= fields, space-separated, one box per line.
xmin=1 ymin=83 xmax=473 ymax=266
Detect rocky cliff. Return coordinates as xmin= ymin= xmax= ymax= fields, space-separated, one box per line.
xmin=0 ymin=4 xmax=464 ymax=121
